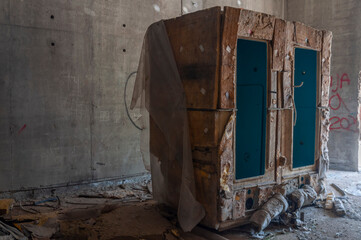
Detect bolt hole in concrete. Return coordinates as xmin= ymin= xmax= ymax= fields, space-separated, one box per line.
xmin=51 ymin=42 xmax=55 ymax=46
xmin=123 ymin=49 xmax=126 ymax=52
xmin=50 ymin=15 xmax=54 ymax=19
xmin=123 ymin=24 xmax=126 ymax=27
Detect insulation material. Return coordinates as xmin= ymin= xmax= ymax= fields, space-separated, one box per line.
xmin=131 ymin=21 xmax=205 ymax=231
xmin=321 ymin=76 xmax=331 ymax=107
xmin=233 ymin=190 xmax=246 ymax=219
xmin=321 ymin=31 xmax=332 ymax=76
xmin=284 ymin=21 xmax=294 ymax=72
xmin=250 ymin=193 xmax=288 ymax=232
xmin=289 ymin=185 xmax=317 ymax=210
xmin=237 ymin=9 xmax=276 ymax=40
xmin=272 ymin=19 xmax=286 ymax=71
xmin=319 ymin=31 xmax=332 ymax=179
xmin=283 ymin=72 xmax=293 ymax=108
xmin=219 ymin=115 xmax=235 ymax=221
xmin=319 ymin=107 xmax=330 ymax=179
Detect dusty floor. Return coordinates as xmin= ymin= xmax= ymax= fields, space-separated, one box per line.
xmin=1 ymin=170 xmax=360 ymax=239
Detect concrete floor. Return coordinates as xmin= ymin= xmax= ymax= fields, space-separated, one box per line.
xmin=1 ymin=170 xmax=360 ymax=239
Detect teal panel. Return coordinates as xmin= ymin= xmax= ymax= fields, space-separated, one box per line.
xmin=235 ymin=39 xmax=267 ymax=179
xmin=293 ymin=48 xmax=317 ymax=168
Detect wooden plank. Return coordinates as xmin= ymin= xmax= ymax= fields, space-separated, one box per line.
xmin=281 ymin=110 xmax=293 ymax=172
xmin=294 ymin=22 xmax=322 ymax=51
xmin=272 ymin=19 xmax=286 ymax=71
xmin=283 ymin=71 xmax=293 ymax=108
xmin=237 ymin=9 xmax=276 ymax=40
xmin=188 ymin=110 xmax=232 ymax=147
xmin=267 ymin=71 xmax=278 ymax=169
xmin=219 ymin=7 xmax=240 ymax=109
xmin=164 ymin=7 xmax=221 ymax=109
xmin=276 ymin=72 xmax=283 ymax=184
xmin=192 ymin=147 xmax=218 ymax=165
xmin=321 ymin=30 xmax=332 ymax=76
xmin=284 ymin=21 xmax=294 ymax=72
xmin=193 ymin=162 xmax=219 ymax=228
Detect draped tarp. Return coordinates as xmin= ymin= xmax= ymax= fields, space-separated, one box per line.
xmin=130 ymin=20 xmax=205 ymax=232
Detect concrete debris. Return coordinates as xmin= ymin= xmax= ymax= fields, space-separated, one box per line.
xmin=78 ymin=181 xmax=152 ymax=201
xmin=341 ymin=199 xmax=361 ymax=221
xmin=330 ymin=183 xmax=346 ymax=196
xmin=0 ymin=221 xmax=27 ymax=240
xmin=345 ymin=182 xmax=361 ymax=196
xmin=333 ymin=198 xmax=346 ymax=216
xmin=21 ymin=224 xmax=57 ymax=239
xmin=279 ymin=210 xmax=304 ymax=228
xmin=289 ymin=185 xmax=317 ymax=210
xmin=250 ymin=193 xmax=288 ymax=232
xmin=325 ymin=192 xmax=334 ymax=209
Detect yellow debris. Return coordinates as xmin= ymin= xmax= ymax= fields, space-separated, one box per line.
xmin=0 ymin=199 xmax=15 ymax=215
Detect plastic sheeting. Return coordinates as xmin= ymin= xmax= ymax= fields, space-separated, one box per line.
xmin=130 ymin=21 xmax=205 ymax=231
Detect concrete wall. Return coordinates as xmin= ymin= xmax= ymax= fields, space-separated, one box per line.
xmin=0 ymin=0 xmax=284 ymax=192
xmin=285 ymin=0 xmax=360 ymax=171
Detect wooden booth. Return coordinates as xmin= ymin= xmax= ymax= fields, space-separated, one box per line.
xmin=151 ymin=6 xmax=332 ymax=230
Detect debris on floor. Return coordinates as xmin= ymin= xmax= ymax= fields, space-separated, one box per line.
xmin=0 ymin=220 xmax=27 ymax=240
xmin=0 ymin=171 xmax=360 ymax=239
xmin=345 ymin=181 xmax=361 ymax=196
xmin=250 ymin=193 xmax=288 ymax=232
xmin=0 ymin=199 xmax=15 ymax=215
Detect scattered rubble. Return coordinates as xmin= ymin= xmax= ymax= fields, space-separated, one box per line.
xmin=333 ymin=198 xmax=346 ymax=216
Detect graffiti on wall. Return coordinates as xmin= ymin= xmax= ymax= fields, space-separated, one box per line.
xmin=328 ymin=73 xmax=358 ymax=133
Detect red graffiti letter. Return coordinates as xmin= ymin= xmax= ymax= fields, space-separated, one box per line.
xmin=340 ymin=73 xmax=350 ymax=89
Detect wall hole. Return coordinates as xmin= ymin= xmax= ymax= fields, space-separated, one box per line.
xmin=51 ymin=42 xmax=55 ymax=46
xmin=50 ymin=15 xmax=54 ymax=19
xmin=123 ymin=49 xmax=126 ymax=52
xmin=123 ymin=24 xmax=126 ymax=27
xmin=245 ymin=198 xmax=254 ymax=210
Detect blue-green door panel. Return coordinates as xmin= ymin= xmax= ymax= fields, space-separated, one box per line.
xmin=293 ymin=48 xmax=317 ymax=168
xmin=236 ymin=39 xmax=267 ymax=180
